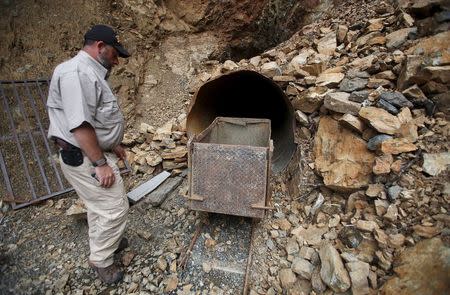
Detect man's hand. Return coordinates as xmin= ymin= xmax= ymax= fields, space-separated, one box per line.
xmin=72 ymin=122 xmax=117 ymax=188
xmin=95 ymin=164 xmax=116 ymax=188
xmin=113 ymin=144 xmax=126 ymax=160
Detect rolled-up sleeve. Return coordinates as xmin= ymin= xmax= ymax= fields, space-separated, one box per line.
xmin=60 ymin=71 xmax=97 ymax=131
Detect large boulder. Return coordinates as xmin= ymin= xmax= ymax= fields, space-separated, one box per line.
xmin=314 ymin=116 xmax=375 ymax=192
xmin=406 ymin=31 xmax=450 ymax=66
xmin=381 ymin=238 xmax=450 ymax=295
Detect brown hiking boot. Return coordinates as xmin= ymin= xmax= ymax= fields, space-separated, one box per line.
xmin=114 ymin=237 xmax=129 ymax=254
xmin=90 ymin=262 xmax=124 ymax=284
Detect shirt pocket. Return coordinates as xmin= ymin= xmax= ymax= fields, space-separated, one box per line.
xmin=95 ymin=95 xmax=124 ymax=126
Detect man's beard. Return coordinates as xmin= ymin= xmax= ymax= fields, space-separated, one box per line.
xmin=98 ymin=49 xmax=113 ymax=71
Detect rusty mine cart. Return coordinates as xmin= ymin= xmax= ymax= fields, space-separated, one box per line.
xmin=185 ymin=70 xmax=296 ymax=219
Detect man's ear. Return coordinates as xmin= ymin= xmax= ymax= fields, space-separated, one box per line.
xmin=97 ymin=41 xmax=106 ymax=51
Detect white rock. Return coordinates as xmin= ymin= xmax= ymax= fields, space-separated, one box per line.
xmin=261 ymin=61 xmax=282 ymax=77
xmin=324 ymin=92 xmax=361 ymax=115
xmin=422 ymin=152 xmax=450 ymax=176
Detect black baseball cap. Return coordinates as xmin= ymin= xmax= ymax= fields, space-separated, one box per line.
xmin=84 ymin=25 xmax=130 ymax=58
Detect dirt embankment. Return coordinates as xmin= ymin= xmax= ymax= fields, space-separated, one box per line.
xmin=0 ymin=0 xmax=329 ymax=128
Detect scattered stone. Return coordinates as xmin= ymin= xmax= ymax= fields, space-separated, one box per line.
xmin=387 ymin=185 xmax=402 ymax=202
xmin=324 ymin=91 xmax=361 ymax=115
xmin=349 ymin=55 xmax=376 ymax=71
xmin=54 ymin=273 xmax=70 ymax=291
xmin=388 ymin=233 xmax=405 ymax=248
xmin=339 ymin=227 xmax=363 ymax=248
xmin=349 ymin=90 xmax=370 ymax=103
xmin=413 ymin=225 xmax=442 ymax=238
xmin=347 ymin=261 xmax=370 ymax=295
xmin=299 ymin=246 xmax=316 ymax=261
xmin=422 ymin=152 xmax=450 ymax=176
xmin=286 ymin=238 xmax=299 ymax=255
xmin=356 ymin=220 xmax=379 ymax=232
xmin=122 ymin=251 xmax=135 ymax=267
xmin=397 ymin=55 xmax=426 ymax=90
xmin=386 ymin=27 xmax=417 ymax=49
xmin=366 ymin=183 xmax=385 ymax=198
xmin=375 ymin=199 xmax=389 ymax=216
xmin=145 ymin=176 xmax=183 ymax=207
xmin=376 ymin=250 xmax=393 ymax=271
xmin=65 ymin=199 xmax=87 ymax=218
xmin=261 ymin=61 xmax=282 ymax=77
xmin=319 ymin=243 xmax=351 ymax=293
xmin=293 ymin=86 xmax=330 ymax=113
xmin=367 ymin=78 xmax=394 ymax=89
xmin=294 ymin=110 xmax=309 ymax=126
xmin=314 ymin=116 xmax=375 ymax=191
xmin=317 ymin=31 xmax=337 ymax=55
xmin=336 ymin=25 xmax=348 ymax=44
xmin=379 ymin=92 xmax=414 ymax=109
xmin=161 ymin=146 xmax=187 ymax=159
xmin=402 ymin=84 xmax=431 ymax=107
xmin=164 ymin=275 xmax=178 ymax=292
xmin=292 ymin=225 xmax=328 ymax=246
xmin=223 ymin=60 xmax=238 ymax=72
xmin=406 ymin=31 xmax=450 ymax=66
xmin=311 ymin=267 xmax=327 ymax=293
xmin=145 ymin=151 xmax=163 ymax=166
xmin=339 ymin=77 xmax=368 ymax=92
xmin=381 ymin=138 xmax=417 ymax=155
xmin=384 ymin=204 xmax=398 ymax=222
xmin=367 ymin=135 xmax=393 ymax=151
xmin=316 ymin=72 xmax=345 ymax=87
xmin=377 ymin=98 xmax=400 ymax=115
xmin=373 ymin=154 xmax=393 ymax=175
xmin=279 ymin=268 xmax=297 ymax=288
xmin=375 ymin=70 xmax=396 ymax=81
xmin=359 ymin=107 xmax=401 ymax=135
xmin=339 ymin=113 xmax=366 ymax=134
xmin=292 ymin=257 xmax=314 ymax=279
xmin=157 ymin=256 xmax=168 ymax=271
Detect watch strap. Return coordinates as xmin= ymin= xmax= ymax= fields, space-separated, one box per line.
xmin=92 ymin=157 xmax=107 ymax=167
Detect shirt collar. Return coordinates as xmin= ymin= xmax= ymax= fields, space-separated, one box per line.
xmin=77 ymin=50 xmax=108 ymax=79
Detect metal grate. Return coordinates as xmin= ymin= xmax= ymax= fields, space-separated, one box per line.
xmin=0 ymin=79 xmax=129 ymax=209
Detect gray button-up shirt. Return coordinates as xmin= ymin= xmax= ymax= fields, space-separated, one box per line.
xmin=47 ymin=51 xmax=124 ymax=151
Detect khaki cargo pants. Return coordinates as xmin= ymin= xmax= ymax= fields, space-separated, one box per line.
xmin=60 ymin=152 xmax=129 ymax=268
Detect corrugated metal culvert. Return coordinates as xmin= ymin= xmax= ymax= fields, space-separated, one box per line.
xmin=186 ymin=70 xmax=296 ymax=218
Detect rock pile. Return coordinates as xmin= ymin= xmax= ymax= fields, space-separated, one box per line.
xmin=186 ymin=0 xmax=450 ymax=294
xmin=122 ymin=113 xmax=188 ymax=177
xmin=116 ymin=0 xmax=448 ymax=293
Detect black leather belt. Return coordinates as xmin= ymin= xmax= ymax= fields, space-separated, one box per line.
xmin=53 ymin=137 xmax=81 ymax=152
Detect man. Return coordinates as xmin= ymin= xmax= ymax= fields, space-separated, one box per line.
xmin=47 ymin=25 xmax=131 ymax=284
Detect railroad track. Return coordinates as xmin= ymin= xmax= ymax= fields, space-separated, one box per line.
xmin=178 ymin=213 xmax=257 ymax=294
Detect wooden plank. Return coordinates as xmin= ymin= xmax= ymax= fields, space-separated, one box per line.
xmin=145 ymin=176 xmax=183 ymax=207
xmin=127 ymin=171 xmax=171 ymax=204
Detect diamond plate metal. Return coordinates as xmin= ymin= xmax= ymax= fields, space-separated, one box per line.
xmin=188 ymin=117 xmax=271 ymax=218
xmin=190 ymin=140 xmax=270 ymax=219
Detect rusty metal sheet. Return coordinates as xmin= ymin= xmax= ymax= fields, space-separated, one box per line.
xmin=188 ymin=117 xmax=272 ymax=219
xmin=190 ymin=142 xmax=268 ymax=218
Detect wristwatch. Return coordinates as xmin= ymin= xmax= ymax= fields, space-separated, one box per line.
xmin=92 ymin=157 xmax=107 ymax=167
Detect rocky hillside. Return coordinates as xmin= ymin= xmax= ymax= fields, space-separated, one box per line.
xmin=0 ymin=0 xmax=448 ymax=294
xmin=121 ymin=0 xmax=450 ymax=293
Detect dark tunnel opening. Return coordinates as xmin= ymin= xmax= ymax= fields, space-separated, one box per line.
xmin=186 ymin=70 xmax=296 ymax=172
